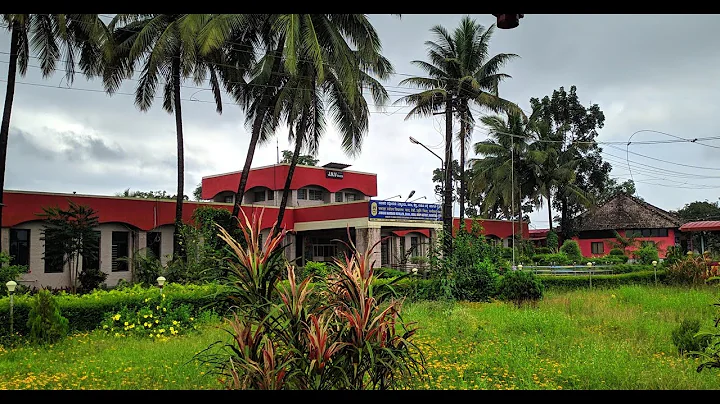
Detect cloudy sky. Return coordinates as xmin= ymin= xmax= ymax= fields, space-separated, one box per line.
xmin=2 ymin=14 xmax=720 ymax=229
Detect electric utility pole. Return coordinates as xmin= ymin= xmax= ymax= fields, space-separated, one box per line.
xmin=443 ymin=95 xmax=454 ymax=257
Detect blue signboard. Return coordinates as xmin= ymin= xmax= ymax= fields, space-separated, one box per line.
xmin=368 ymin=200 xmax=441 ymax=221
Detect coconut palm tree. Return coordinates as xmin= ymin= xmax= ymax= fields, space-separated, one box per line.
xmin=469 ymin=111 xmax=535 ymax=229
xmin=0 ymin=14 xmax=107 ymax=251
xmin=103 ymin=14 xmax=225 ymax=260
xmin=270 ymin=14 xmax=393 ymax=236
xmin=395 ymin=16 xmax=519 ymax=254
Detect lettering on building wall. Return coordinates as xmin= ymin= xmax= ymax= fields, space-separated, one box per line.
xmin=368 ymin=200 xmax=441 ymax=221
xmin=326 ymin=170 xmax=344 ymax=179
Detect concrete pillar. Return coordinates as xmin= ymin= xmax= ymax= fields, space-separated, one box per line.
xmin=1 ymin=228 xmax=8 ymax=255
xmin=392 ymin=236 xmax=401 ymax=268
xmin=356 ymin=227 xmax=381 ymax=268
xmin=137 ymin=231 xmax=147 ymax=257
xmin=283 ymin=232 xmax=297 ymax=263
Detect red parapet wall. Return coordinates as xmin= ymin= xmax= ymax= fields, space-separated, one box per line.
xmin=202 ymin=165 xmax=377 ymax=200
xmin=2 ymin=191 xmax=292 ymax=231
xmin=452 ymin=218 xmax=530 ymax=239
xmin=293 ymin=201 xmax=370 ymax=223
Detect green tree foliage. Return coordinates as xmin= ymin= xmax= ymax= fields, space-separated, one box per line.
xmin=0 ymin=251 xmax=28 ymax=286
xmin=116 ymin=188 xmax=189 ymax=201
xmin=103 ymin=14 xmax=225 ymax=260
xmin=529 ymin=86 xmax=607 ymax=238
xmin=545 ymin=231 xmax=559 ymax=251
xmin=38 ymin=200 xmax=102 ymax=294
xmin=0 ymin=14 xmax=107 ymax=251
xmin=633 ymin=244 xmax=659 ymax=265
xmin=559 ymin=239 xmax=582 ymax=261
xmin=27 ymin=289 xmax=70 ymax=345
xmin=497 ymin=269 xmax=544 ymax=308
xmin=193 ymin=183 xmax=203 ymax=201
xmin=280 ymin=150 xmax=318 ymax=166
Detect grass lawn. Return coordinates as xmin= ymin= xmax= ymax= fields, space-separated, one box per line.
xmin=2 ymin=284 xmax=720 ymax=389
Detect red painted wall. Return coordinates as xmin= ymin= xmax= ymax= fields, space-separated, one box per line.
xmin=202 ymin=165 xmax=378 ymax=200
xmin=293 ymin=201 xmax=369 ymax=223
xmin=2 ymin=191 xmax=291 ymax=231
xmin=452 ymin=218 xmax=530 ymax=239
xmin=572 ymin=229 xmax=676 ymax=259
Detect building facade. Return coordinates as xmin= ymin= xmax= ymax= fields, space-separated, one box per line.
xmin=3 ymin=162 xmax=526 ymax=290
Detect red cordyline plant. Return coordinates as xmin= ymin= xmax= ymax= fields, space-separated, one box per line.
xmin=197 ymin=212 xmax=425 ymax=390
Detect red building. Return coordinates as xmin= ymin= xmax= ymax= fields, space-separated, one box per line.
xmin=530 ymin=194 xmax=685 ymax=259
xmin=3 ymin=162 xmax=524 ymax=290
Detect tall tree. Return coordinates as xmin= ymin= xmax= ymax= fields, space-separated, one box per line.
xmin=280 ymin=149 xmax=318 ymax=166
xmin=197 ymin=14 xmax=289 ymax=221
xmin=469 ymin=111 xmax=535 ymax=232
xmin=103 ymin=14 xmax=224 ymax=260
xmin=396 ymin=16 xmax=519 ymax=256
xmin=529 ymin=85 xmax=605 ymax=238
xmin=271 ymin=14 xmax=393 ymax=236
xmin=0 ymin=14 xmax=107 ymax=251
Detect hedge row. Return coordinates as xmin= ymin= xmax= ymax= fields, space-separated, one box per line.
xmin=0 ymin=282 xmax=232 ymax=337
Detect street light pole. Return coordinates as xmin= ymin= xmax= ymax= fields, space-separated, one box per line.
xmin=6 ymin=280 xmax=17 ymax=335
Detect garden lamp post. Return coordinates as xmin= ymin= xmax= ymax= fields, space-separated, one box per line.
xmin=652 ymin=260 xmax=658 ymax=286
xmin=587 ymin=262 xmax=593 ymax=289
xmin=6 ymin=280 xmax=17 ymax=334
xmin=157 ymin=276 xmax=166 ymax=298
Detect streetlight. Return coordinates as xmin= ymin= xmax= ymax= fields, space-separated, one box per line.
xmin=405 ymin=190 xmax=416 ymax=202
xmin=586 ymin=262 xmax=593 ymax=289
xmin=6 ymin=280 xmax=17 ymax=335
xmin=382 ymin=194 xmax=401 ymax=201
xmin=157 ymin=276 xmax=166 ymax=299
xmin=652 ymin=260 xmax=658 ymax=286
xmin=410 ymin=196 xmax=427 ymax=203
xmin=492 ymin=14 xmax=524 ymax=29
xmin=409 ymin=136 xmax=449 ymax=245
xmin=409 ymin=137 xmax=444 ymax=170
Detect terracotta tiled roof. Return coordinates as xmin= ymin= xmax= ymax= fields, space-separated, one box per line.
xmin=572 ymin=194 xmax=683 ymax=231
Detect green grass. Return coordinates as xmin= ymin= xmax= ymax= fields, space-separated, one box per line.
xmin=2 ymin=285 xmax=720 ymax=389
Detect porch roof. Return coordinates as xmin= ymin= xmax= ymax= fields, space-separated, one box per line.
xmin=679 ymin=220 xmax=720 ymax=232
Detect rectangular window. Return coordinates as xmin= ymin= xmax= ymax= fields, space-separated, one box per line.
xmin=591 ymin=242 xmax=604 ymax=255
xmin=83 ymin=231 xmax=101 ymax=272
xmin=297 ymin=189 xmax=307 ymax=200
xmin=335 ymin=192 xmax=343 ymax=202
xmin=43 ymin=228 xmax=64 ymax=273
xmin=650 ymin=228 xmax=668 ymax=237
xmin=641 ymin=228 xmax=652 ymax=237
xmin=112 ymin=231 xmax=129 ymax=272
xmin=400 ymin=237 xmax=406 ymax=258
xmin=625 ymin=229 xmax=641 ymax=238
xmin=9 ymin=229 xmax=30 ymax=267
xmin=345 ymin=193 xmax=356 ymax=202
xmin=224 ymin=195 xmax=233 ymax=203
xmin=309 ymin=189 xmax=323 ymax=201
xmin=410 ymin=237 xmax=419 ymax=257
xmin=254 ymin=191 xmax=266 ymax=202
xmin=147 ymin=231 xmax=161 ymax=259
xmin=312 ymin=244 xmax=337 ymax=259
xmin=267 ymin=190 xmax=274 ymax=201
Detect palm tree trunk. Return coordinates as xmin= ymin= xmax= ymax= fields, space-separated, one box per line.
xmin=231 ymin=36 xmax=286 ymax=222
xmin=274 ymin=126 xmax=304 ymax=237
xmin=0 ymin=23 xmax=19 ymax=253
xmin=443 ymin=96 xmax=453 ymax=256
xmin=547 ymin=190 xmax=553 ymax=232
xmin=172 ymin=55 xmax=185 ymax=261
xmin=459 ymin=107 xmax=466 ymax=223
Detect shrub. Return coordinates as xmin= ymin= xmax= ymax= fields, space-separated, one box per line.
xmin=452 ymin=258 xmax=499 ymax=302
xmin=559 ymin=240 xmax=582 ymax=261
xmin=77 ymin=266 xmax=108 ymax=294
xmin=0 ymin=252 xmax=28 ymax=286
xmin=663 ymin=246 xmax=684 ymax=267
xmin=609 ymin=248 xmax=626 ymax=256
xmin=534 ymin=247 xmax=551 ymax=255
xmin=99 ymin=294 xmax=198 ymax=339
xmin=665 ymin=252 xmax=714 ymax=286
xmin=671 ymin=318 xmax=711 ymax=357
xmin=376 ymin=267 xmax=408 ymax=279
xmin=409 ymin=256 xmax=429 ymax=266
xmin=303 ymin=261 xmax=330 ymax=280
xmin=532 ymin=252 xmax=570 ymax=266
xmin=26 ymin=289 xmax=69 ymax=345
xmin=497 ymin=270 xmax=544 ymax=308
xmin=633 ymin=244 xmax=659 ymax=265
xmin=196 ymin=209 xmax=425 ymax=390
xmin=546 ymin=231 xmax=559 ymax=251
